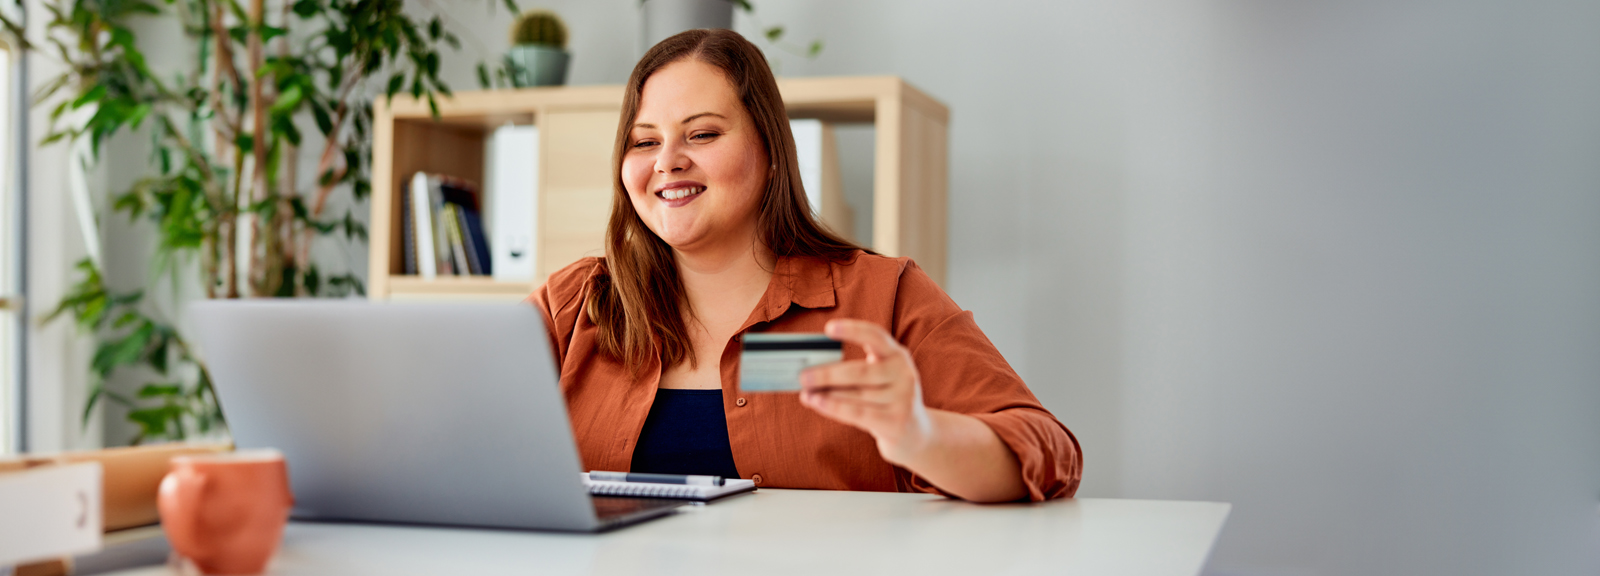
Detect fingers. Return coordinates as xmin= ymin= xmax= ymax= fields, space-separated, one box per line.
xmin=803 ymin=384 xmax=893 ymax=404
xmin=801 ymin=359 xmax=894 ymax=390
xmin=801 ymin=389 xmax=896 ymax=425
xmin=824 ymin=319 xmax=904 ymax=360
xmin=796 ymin=319 xmax=924 ymax=443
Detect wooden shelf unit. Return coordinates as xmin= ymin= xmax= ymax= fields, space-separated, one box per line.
xmin=369 ymin=76 xmax=949 ymax=301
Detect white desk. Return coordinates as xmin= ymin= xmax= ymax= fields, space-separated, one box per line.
xmin=103 ymin=490 xmax=1229 ymax=576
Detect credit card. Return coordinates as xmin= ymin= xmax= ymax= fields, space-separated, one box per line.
xmin=738 ymin=333 xmax=843 ymax=392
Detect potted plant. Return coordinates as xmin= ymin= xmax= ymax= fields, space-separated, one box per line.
xmin=506 ymin=10 xmax=571 ymax=88
xmin=641 ymin=0 xmax=733 ymax=49
xmin=639 ymin=0 xmax=822 ymax=61
xmin=2 ymin=0 xmax=509 ymax=444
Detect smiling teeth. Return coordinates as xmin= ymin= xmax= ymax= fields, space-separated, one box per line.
xmin=660 ymin=187 xmax=704 ymax=200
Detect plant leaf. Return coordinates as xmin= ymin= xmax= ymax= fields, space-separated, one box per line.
xmin=127 ymin=103 xmax=153 ymax=129
xmin=309 ymin=100 xmax=332 ymax=136
xmin=259 ymin=25 xmax=288 ymax=42
xmin=126 ymin=406 xmax=173 ymax=436
xmin=71 ymin=84 xmax=106 ymax=110
xmin=271 ymin=85 xmax=303 ymax=114
xmin=81 ymin=384 xmax=103 ymax=428
xmin=137 ymin=383 xmax=183 ymax=398
xmin=385 ymin=73 xmax=404 ymax=99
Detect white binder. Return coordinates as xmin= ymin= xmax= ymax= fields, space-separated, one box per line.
xmin=790 ymin=119 xmax=825 ymax=217
xmin=488 ymin=124 xmax=539 ymax=282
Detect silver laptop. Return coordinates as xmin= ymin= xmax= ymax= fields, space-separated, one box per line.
xmin=189 ymin=300 xmax=683 ymax=532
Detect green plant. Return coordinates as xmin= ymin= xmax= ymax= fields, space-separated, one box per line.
xmin=2 ymin=0 xmax=513 ymax=443
xmin=44 ymin=260 xmax=223 ymax=444
xmin=509 ymin=9 xmax=566 ymax=48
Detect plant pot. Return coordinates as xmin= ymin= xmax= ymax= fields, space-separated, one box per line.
xmin=641 ymin=0 xmax=734 ymax=50
xmin=505 ymin=45 xmax=570 ymax=88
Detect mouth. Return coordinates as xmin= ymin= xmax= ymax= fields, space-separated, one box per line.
xmin=655 ymin=184 xmax=706 ymax=202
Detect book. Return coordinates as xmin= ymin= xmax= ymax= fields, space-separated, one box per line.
xmin=581 ymin=473 xmax=757 ymax=502
xmin=455 ymin=204 xmax=487 ymax=275
xmin=429 ymin=176 xmax=454 ymax=275
xmin=444 ymin=204 xmax=473 ymax=276
xmin=401 ymin=184 xmax=417 ymax=275
xmin=438 ymin=177 xmax=485 ymax=276
xmin=408 ymin=172 xmax=437 ymax=278
xmin=409 ymin=172 xmax=492 ymax=278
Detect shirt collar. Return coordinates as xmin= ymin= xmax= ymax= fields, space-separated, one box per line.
xmin=753 ymin=255 xmax=837 ymax=325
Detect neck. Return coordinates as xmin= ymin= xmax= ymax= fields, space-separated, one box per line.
xmin=673 ymin=233 xmax=776 ymax=325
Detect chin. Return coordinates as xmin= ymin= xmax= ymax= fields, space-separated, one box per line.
xmin=646 ymin=222 xmax=705 ymax=250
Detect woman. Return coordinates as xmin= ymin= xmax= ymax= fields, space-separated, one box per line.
xmin=531 ymin=29 xmax=1080 ymax=503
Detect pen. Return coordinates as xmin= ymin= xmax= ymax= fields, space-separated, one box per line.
xmin=590 ymin=471 xmax=725 ymax=486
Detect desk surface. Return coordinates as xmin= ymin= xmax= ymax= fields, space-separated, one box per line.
xmin=105 ymin=490 xmax=1229 ymax=576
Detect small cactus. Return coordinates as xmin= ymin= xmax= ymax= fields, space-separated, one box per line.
xmin=510 ymin=10 xmax=568 ymax=49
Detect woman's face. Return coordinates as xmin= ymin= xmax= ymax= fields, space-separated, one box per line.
xmin=621 ymin=59 xmax=769 ymax=253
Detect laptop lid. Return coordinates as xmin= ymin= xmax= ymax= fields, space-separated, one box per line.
xmin=190 ymin=300 xmax=605 ymax=532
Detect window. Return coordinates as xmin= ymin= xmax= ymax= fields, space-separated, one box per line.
xmin=0 ymin=46 xmax=15 ymax=455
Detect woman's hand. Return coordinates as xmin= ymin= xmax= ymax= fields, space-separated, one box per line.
xmin=798 ymin=319 xmax=933 ymax=465
xmin=799 ymin=318 xmax=1030 ymax=502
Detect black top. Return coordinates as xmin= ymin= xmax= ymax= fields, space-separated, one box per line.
xmin=630 ymin=389 xmax=741 ymax=479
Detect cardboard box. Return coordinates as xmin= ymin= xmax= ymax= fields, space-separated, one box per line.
xmin=0 ymin=443 xmax=231 ymax=532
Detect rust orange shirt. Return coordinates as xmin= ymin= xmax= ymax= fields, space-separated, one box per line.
xmin=530 ymin=251 xmax=1082 ymax=501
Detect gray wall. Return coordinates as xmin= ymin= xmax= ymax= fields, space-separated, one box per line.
xmin=446 ymin=1 xmax=1599 ymax=574
xmin=88 ymin=0 xmax=1600 ymax=574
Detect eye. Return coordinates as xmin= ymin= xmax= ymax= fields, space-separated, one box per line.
xmin=631 ymin=139 xmax=658 ymax=150
xmin=690 ymin=131 xmax=720 ymax=141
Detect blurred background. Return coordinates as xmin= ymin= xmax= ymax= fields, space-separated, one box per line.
xmin=6 ymin=1 xmax=1598 ymax=574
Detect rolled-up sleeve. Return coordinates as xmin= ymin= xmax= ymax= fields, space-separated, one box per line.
xmin=891 ymin=262 xmax=1083 ymax=501
xmin=526 ymin=257 xmax=602 ymax=368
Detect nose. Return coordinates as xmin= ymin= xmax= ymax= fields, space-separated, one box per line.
xmin=654 ymin=138 xmax=691 ymax=174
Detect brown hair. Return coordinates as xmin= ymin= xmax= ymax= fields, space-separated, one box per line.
xmin=588 ymin=29 xmax=864 ymax=371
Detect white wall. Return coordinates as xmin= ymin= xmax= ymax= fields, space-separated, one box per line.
xmin=426 ymin=1 xmax=1600 ymax=574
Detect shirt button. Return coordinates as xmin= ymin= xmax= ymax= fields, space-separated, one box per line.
xmin=752 ymin=474 xmax=763 ymax=485
xmin=735 ymin=397 xmax=747 ymax=407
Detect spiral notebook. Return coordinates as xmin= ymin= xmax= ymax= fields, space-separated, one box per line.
xmin=582 ymin=473 xmax=757 ymax=502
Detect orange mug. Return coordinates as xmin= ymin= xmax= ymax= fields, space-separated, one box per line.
xmin=157 ymin=449 xmax=294 ymax=575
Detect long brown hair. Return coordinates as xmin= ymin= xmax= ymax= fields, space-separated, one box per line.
xmin=588 ymin=29 xmax=864 ymax=371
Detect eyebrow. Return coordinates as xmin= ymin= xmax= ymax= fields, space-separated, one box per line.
xmin=632 ymin=111 xmax=728 ymax=130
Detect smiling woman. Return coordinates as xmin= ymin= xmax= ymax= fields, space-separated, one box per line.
xmin=622 ymin=66 xmax=768 ymax=253
xmin=529 ymin=29 xmax=1081 ymax=503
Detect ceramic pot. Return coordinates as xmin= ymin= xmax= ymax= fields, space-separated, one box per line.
xmin=158 ymin=450 xmax=293 ymax=575
xmin=506 ymin=45 xmax=571 ymax=87
xmin=641 ymin=0 xmax=734 ymax=50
